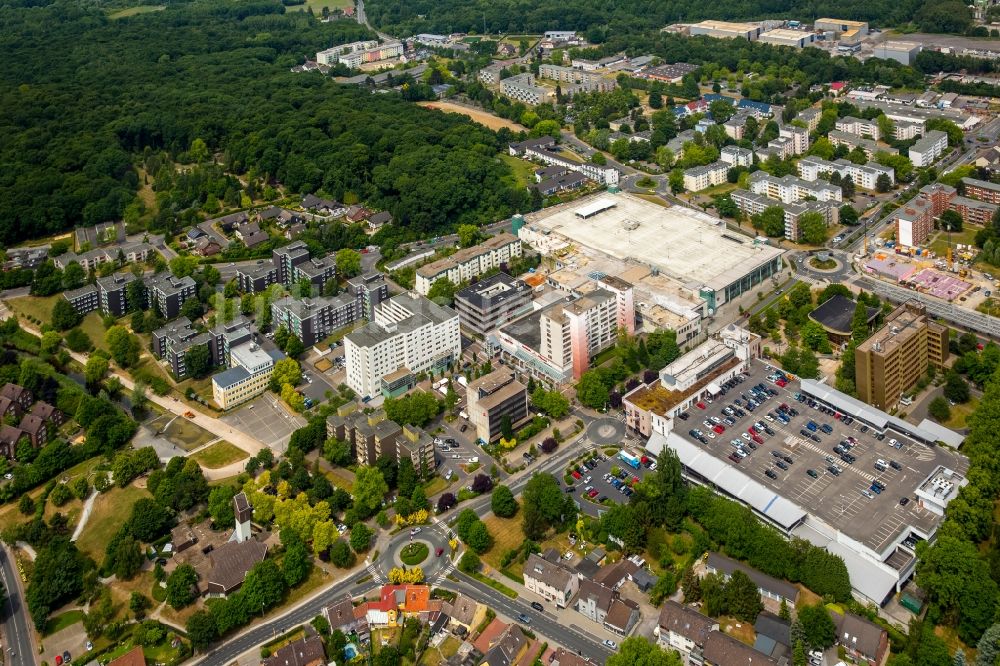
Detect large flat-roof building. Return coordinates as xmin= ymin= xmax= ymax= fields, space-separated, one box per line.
xmin=688 ymin=20 xmax=762 ymax=41
xmin=517 ymin=193 xmax=784 ymax=313
xmin=271 ymin=294 xmax=361 ymax=347
xmin=466 ymin=369 xmax=530 ymax=443
xmin=415 ymin=233 xmax=522 ymax=295
xmin=908 ymin=130 xmax=948 ymax=168
xmin=454 ymin=272 xmax=533 ymax=337
xmin=212 ymin=342 xmax=284 ymax=409
xmin=759 ymin=28 xmax=815 ymax=48
xmin=814 ymin=18 xmax=869 ymax=36
xmin=344 ymin=293 xmax=460 ymax=399
xmin=856 ymin=301 xmax=949 ymax=410
xmin=874 ymin=41 xmax=922 ymax=66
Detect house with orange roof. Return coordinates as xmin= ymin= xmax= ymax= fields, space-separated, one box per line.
xmin=360 ymin=584 xmax=433 ymax=628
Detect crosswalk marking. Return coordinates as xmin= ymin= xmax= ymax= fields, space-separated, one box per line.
xmin=367 ymin=563 xmax=385 ymax=584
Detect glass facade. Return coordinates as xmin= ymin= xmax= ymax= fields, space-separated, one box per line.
xmin=723 ymin=257 xmax=783 ymax=304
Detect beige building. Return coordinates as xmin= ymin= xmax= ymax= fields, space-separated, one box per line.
xmin=325 ymin=404 xmax=434 ymax=470
xmin=211 ymin=343 xmax=283 ymax=410
xmin=466 ymin=369 xmax=529 ymax=443
xmin=415 ymin=233 xmax=523 ymax=295
xmin=856 ymin=301 xmax=949 ymax=410
xmin=523 ymin=551 xmax=579 ymax=608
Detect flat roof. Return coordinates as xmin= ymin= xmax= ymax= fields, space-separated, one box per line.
xmin=521 ymin=193 xmax=783 ymax=293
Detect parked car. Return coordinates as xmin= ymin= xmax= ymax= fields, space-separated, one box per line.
xmin=531 ymin=602 xmax=544 ymax=611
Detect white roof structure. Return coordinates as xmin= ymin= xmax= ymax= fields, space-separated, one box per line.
xmin=650 ymin=432 xmax=807 ymax=531
xmin=575 ymin=198 xmax=617 ymax=218
xmin=792 ymin=523 xmax=898 ymax=605
xmin=916 ymin=419 xmax=965 ymax=448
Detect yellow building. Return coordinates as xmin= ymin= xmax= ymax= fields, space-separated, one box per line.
xmin=212 ymin=342 xmax=284 ymax=409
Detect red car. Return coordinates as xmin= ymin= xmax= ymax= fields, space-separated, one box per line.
xmin=776 ymin=379 xmax=787 ymax=387
xmin=713 ymin=424 xmax=724 ymax=434
xmin=696 ymin=402 xmax=706 ymax=410
xmin=436 ymin=547 xmax=444 ymax=557
xmin=588 ymin=489 xmax=599 ymax=498
xmin=632 ymin=476 xmax=640 ymax=485
xmin=751 ymin=432 xmax=764 ymax=445
xmin=572 ymin=471 xmax=581 ymax=480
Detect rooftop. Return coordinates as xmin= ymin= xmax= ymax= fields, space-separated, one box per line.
xmin=416 ymin=233 xmax=521 ymax=278
xmin=455 ymin=273 xmax=532 ymax=311
xmin=809 ymin=294 xmax=879 ymax=336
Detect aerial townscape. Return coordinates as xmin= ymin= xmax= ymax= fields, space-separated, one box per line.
xmin=5 ymin=1 xmax=1000 ymax=666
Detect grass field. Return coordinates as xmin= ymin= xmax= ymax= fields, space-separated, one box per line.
xmin=44 ymin=609 xmax=86 ymax=636
xmin=76 ymin=484 xmax=151 ymax=562
xmin=80 ymin=312 xmax=110 ymax=352
xmin=945 ymin=396 xmax=979 ymax=429
xmin=285 ymin=0 xmax=353 ymax=13
xmin=326 ymin=469 xmax=355 ymax=492
xmin=7 ymin=294 xmax=59 ymax=324
xmin=191 ymin=441 xmax=248 ymax=469
xmin=147 ymin=413 xmax=216 ymax=451
xmin=108 ymin=5 xmax=165 ymax=18
xmin=928 ymin=228 xmax=979 ymax=257
xmin=423 ymin=475 xmax=452 ymax=498
xmin=500 ymin=154 xmax=537 ymax=189
xmin=480 ymin=515 xmax=525 ymax=574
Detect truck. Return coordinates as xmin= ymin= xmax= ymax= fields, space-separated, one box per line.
xmin=618 ymin=451 xmax=641 ymax=470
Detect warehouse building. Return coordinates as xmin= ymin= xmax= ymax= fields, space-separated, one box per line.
xmin=688 ymin=20 xmax=762 ymax=41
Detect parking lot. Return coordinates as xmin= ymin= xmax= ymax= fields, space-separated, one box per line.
xmin=221 ymin=393 xmax=307 ymax=454
xmin=675 ymin=362 xmax=967 ymax=554
xmin=567 ymin=449 xmax=655 ymax=517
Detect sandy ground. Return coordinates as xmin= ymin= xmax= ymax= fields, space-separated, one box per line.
xmin=418 ymin=101 xmax=527 ymax=132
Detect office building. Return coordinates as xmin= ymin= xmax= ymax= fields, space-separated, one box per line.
xmin=962 ymin=177 xmax=1000 ymax=205
xmin=344 ymin=293 xmax=460 ymax=398
xmin=466 ymin=369 xmax=530 ymax=443
xmin=748 ymin=172 xmax=842 ymax=204
xmin=271 ymin=294 xmax=361 ymax=347
xmin=683 ymin=161 xmax=729 ymax=192
xmin=96 ymin=272 xmax=139 ymax=316
xmin=856 ymin=301 xmax=949 ymax=410
xmin=500 ymin=74 xmax=551 ymax=106
xmin=908 ymin=130 xmax=948 ymax=167
xmin=63 ymin=285 xmax=99 ymax=316
xmin=453 ymin=273 xmax=533 ymax=337
xmin=347 ymin=272 xmax=390 ymax=319
xmin=493 ymin=288 xmax=629 ymax=384
xmin=874 ymin=41 xmax=922 ymax=66
xmin=145 ymin=273 xmax=197 ymax=319
xmin=415 ymin=233 xmax=522 ymax=295
xmin=688 ymin=20 xmax=762 ymax=40
xmin=212 ymin=342 xmax=284 ymax=410
xmin=835 ymin=116 xmax=881 ymax=141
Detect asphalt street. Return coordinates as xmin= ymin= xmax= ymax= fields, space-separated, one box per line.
xmin=0 ymin=545 xmax=34 ymax=666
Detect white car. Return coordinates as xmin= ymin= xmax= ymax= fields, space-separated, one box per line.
xmin=889 ymin=438 xmax=898 ymax=447
xmin=410 ymin=527 xmax=422 ymax=535
xmin=741 ymin=432 xmax=751 ymax=441
xmin=603 ymin=640 xmax=617 ymax=649
xmin=705 ymin=431 xmax=716 ymax=439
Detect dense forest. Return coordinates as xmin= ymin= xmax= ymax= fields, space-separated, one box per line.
xmin=0 ymin=0 xmax=531 ymax=245
xmin=364 ymin=0 xmax=949 ymax=37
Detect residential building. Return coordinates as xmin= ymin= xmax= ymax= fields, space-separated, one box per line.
xmin=325 ymin=405 xmax=434 ymax=469
xmin=316 ymin=39 xmax=379 ymax=65
xmin=480 ymin=623 xmax=531 ymax=666
xmin=893 ymin=196 xmax=935 ymax=248
xmin=0 ymin=425 xmax=25 ymax=459
xmin=63 ymin=284 xmax=99 ymax=315
xmin=347 ymin=272 xmax=390 ymax=320
xmin=336 ymin=41 xmax=404 ymax=68
xmin=778 ymin=125 xmax=809 ymax=155
xmin=759 ymin=28 xmax=815 ymax=48
xmin=798 ymin=107 xmax=821 ymax=132
xmin=683 ymin=162 xmax=729 ymax=192
xmin=688 ymin=20 xmax=762 ymax=40
xmin=97 ymin=272 xmax=139 ymax=317
xmin=344 ymin=293 xmax=460 ymax=398
xmin=833 ymin=612 xmax=889 ymax=666
xmin=211 ymin=342 xmax=284 ymax=409
xmin=208 ymin=316 xmax=254 ymax=367
xmin=963 ymin=177 xmax=1000 ymax=205
xmin=575 ymin=579 xmax=640 ymax=636
xmin=723 ymin=113 xmax=750 ymax=140
xmin=509 ymin=137 xmax=557 ymax=158
xmin=720 ymin=145 xmax=753 ymax=167
xmin=797 ymin=156 xmax=895 ymax=191
xmin=466 ymin=369 xmax=529 ymax=443
xmin=30 ymin=402 xmax=64 ymax=429
xmin=908 ymin=130 xmax=948 ymax=167
xmin=301 ymin=194 xmax=346 ymax=217
xmin=145 ymin=273 xmax=197 ymax=319
xmin=894 ymin=121 xmax=923 ymax=141
xmin=0 ymin=384 xmax=32 ymax=415
xmin=657 ymin=601 xmax=718 ymax=665
xmin=106 ymin=647 xmax=147 ymax=666
xmin=323 ymin=594 xmax=370 ymax=641
xmin=478 ymin=63 xmax=504 ymax=85
xmin=414 ymin=233 xmax=522 ymax=295
xmin=454 ymin=273 xmax=533 ymax=337
xmin=538 ymin=64 xmax=617 ymax=94
xmin=950 ymin=195 xmax=998 ymax=226
xmin=263 ymin=636 xmax=326 ymax=666
xmin=874 ymin=41 xmax=922 ymax=65
xmin=523 ymin=550 xmax=579 ymax=608
xmin=828 ymin=130 xmax=885 ymax=160
xmin=271 ymin=294 xmax=361 ymax=346
xmin=703 ymin=631 xmax=778 ymax=666
xmin=493 ymin=288 xmax=630 ymax=384
xmin=748 ymin=172 xmax=842 ymax=204
xmin=836 ymin=116 xmax=881 ymax=141
xmin=753 ymin=612 xmax=792 ymax=662
xmin=731 ymin=189 xmax=839 ymax=241
xmin=294 ymin=255 xmax=338 ymax=292
xmin=236 ymin=261 xmax=279 ymax=294
xmin=856 ymin=301 xmax=949 ymax=410
xmin=273 ymin=241 xmax=312 ymax=285
xmin=18 ymin=414 xmax=48 ymax=447
xmin=704 ymin=552 xmax=799 ymax=606
xmin=500 ymin=73 xmax=551 ymax=106
xmin=151 ymin=318 xmax=212 ymax=379
xmin=519 ymin=143 xmax=620 ymax=186
xmin=53 ymin=242 xmax=154 ymax=272
xmin=368 ymin=210 xmax=392 ymax=232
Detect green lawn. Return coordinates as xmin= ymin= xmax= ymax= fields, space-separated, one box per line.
xmin=285 ymin=0 xmax=353 ymax=12
xmin=76 ymin=484 xmax=151 ymax=562
xmin=7 ymin=294 xmax=60 ymax=324
xmin=44 ymin=609 xmax=85 ymax=636
xmin=108 ymin=5 xmax=165 ymax=19
xmin=80 ymin=312 xmax=110 ymax=352
xmin=928 ymin=228 xmax=979 ymax=257
xmin=191 ymin=441 xmax=249 ymax=469
xmin=500 ymin=154 xmax=537 ymax=189
xmin=945 ymin=396 xmax=979 ymax=430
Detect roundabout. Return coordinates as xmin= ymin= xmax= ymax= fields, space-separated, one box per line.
xmin=586 ymin=417 xmax=626 ymax=447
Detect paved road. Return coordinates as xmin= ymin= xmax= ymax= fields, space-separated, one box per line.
xmin=0 ymin=545 xmax=36 ymax=666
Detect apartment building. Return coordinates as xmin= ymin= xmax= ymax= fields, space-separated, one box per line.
xmin=273 ymin=241 xmax=312 ymax=285
xmin=962 ymin=177 xmax=1000 ymax=205
xmin=894 ymin=196 xmax=935 ymax=248
xmin=797 ymin=157 xmax=895 ymax=191
xmin=778 ymin=125 xmax=809 ymax=155
xmin=657 ymin=601 xmax=719 ymax=665
xmin=538 ymin=64 xmax=617 ymax=94
xmin=478 ymin=64 xmax=504 ymax=85
xmin=53 ymin=242 xmax=154 ymax=272
xmin=454 ymin=272 xmax=533 ymax=336
xmin=237 ymin=261 xmax=279 ymax=294
xmin=414 ymin=233 xmax=522 ymax=295
xmin=336 ymin=41 xmax=404 ymax=68
xmin=856 ymin=301 xmax=949 ymax=409
xmin=151 ymin=318 xmax=210 ymax=379
xmin=720 ymin=145 xmax=753 ymax=167
xmin=524 ymin=551 xmax=579 ymax=608
xmin=316 ymin=40 xmax=379 ymax=65
xmin=950 ymin=194 xmax=998 ymax=225
xmin=835 ymin=116 xmax=880 ymax=141
xmin=294 ymin=256 xmax=338 ymax=292
xmin=797 ymin=107 xmax=821 ymax=133
xmin=63 ymin=285 xmax=99 ymax=315
xmin=145 ymin=274 xmax=197 ymax=319
xmin=325 ymin=406 xmax=433 ymax=470
xmin=344 ymin=293 xmax=460 ymax=398
xmin=212 ymin=342 xmax=284 ymax=410
xmin=494 ymin=288 xmax=630 ymax=384
xmin=208 ymin=316 xmax=254 ymax=367
xmin=347 ymin=272 xmax=390 ymax=319
xmin=730 ymin=189 xmax=839 ymax=241
xmin=500 ymin=74 xmax=551 ymax=106
xmin=703 ymin=631 xmax=778 ymax=666
xmin=747 ymin=172 xmax=842 ymax=204
xmin=271 ymin=294 xmax=361 ymax=347
xmin=894 ymin=121 xmax=924 ymax=141
xmin=908 ymin=130 xmax=948 ymax=167
xmin=575 ymin=579 xmax=640 ymax=636
xmin=723 ymin=114 xmax=750 ymax=140
xmin=828 ymin=130 xmax=887 ymax=160
xmin=683 ymin=161 xmax=729 ymax=192
xmin=515 ymin=141 xmax=620 ymax=186
xmin=466 ymin=369 xmax=530 ymax=443
xmin=96 ymin=272 xmax=139 ymax=317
